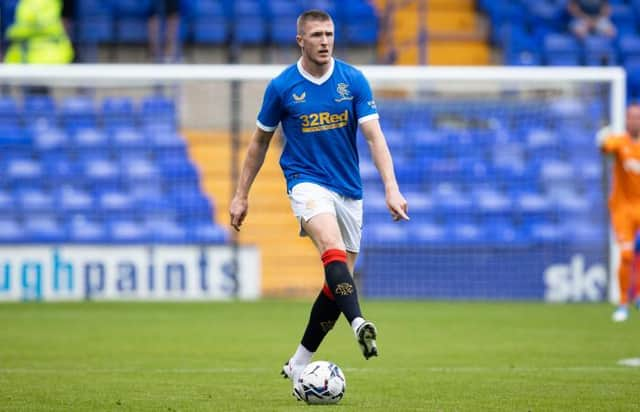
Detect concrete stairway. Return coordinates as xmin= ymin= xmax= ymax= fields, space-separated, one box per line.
xmin=184 ymin=130 xmax=323 ymax=297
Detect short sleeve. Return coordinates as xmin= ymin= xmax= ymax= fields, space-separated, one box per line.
xmin=353 ymin=71 xmax=379 ymax=124
xmin=256 ymin=80 xmax=282 ymax=132
xmin=599 ymin=133 xmax=626 ymax=154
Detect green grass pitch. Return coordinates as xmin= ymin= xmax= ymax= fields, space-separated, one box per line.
xmin=1 ymin=301 xmax=639 ymax=411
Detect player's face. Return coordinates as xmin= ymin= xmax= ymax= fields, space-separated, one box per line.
xmin=297 ymin=19 xmax=334 ymax=66
xmin=626 ymin=105 xmax=640 ymax=138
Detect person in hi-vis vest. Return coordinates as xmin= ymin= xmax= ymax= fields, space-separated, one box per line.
xmin=4 ymin=0 xmax=73 ymax=64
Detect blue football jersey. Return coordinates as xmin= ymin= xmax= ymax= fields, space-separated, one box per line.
xmin=257 ymin=58 xmax=379 ymax=199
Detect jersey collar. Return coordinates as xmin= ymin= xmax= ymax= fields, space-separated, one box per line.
xmin=297 ymin=57 xmax=334 ymax=85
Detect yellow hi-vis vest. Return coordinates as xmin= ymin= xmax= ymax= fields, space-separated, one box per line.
xmin=4 ymin=0 xmax=73 ymax=64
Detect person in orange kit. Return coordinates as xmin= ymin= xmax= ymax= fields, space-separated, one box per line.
xmin=598 ymin=104 xmax=640 ymax=322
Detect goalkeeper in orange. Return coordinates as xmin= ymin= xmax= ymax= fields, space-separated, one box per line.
xmin=598 ymin=104 xmax=640 ymax=322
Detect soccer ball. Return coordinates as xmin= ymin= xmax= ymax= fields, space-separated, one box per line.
xmin=293 ymin=361 xmax=346 ymax=405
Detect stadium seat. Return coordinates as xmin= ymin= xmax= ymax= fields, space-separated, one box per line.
xmin=526 ymin=222 xmax=565 ymax=244
xmin=192 ymin=16 xmax=229 ymax=44
xmin=102 ymin=96 xmax=136 ymax=126
xmin=0 ymin=125 xmax=31 ymax=147
xmin=111 ymin=127 xmax=146 ymax=148
xmin=365 ymin=222 xmax=410 ymax=245
xmin=115 ymin=17 xmax=149 ymax=44
xmin=448 ymin=222 xmax=485 ymax=245
xmin=67 ymin=216 xmax=108 ymax=243
xmin=73 ymin=128 xmax=110 ymax=151
xmin=34 ymin=128 xmax=69 ymax=151
xmin=618 ymin=34 xmax=640 ymax=64
xmin=583 ymin=36 xmax=618 ymax=66
xmin=7 ymin=158 xmax=43 ymax=183
xmin=543 ymin=33 xmax=581 ymax=66
xmin=0 ymin=218 xmax=23 ymax=243
xmin=145 ymin=216 xmax=188 ymax=243
xmin=85 ymin=159 xmax=120 ymax=183
xmin=0 ymin=190 xmax=15 ymax=214
xmin=99 ymin=191 xmax=135 ymax=214
xmin=23 ymin=215 xmax=67 ymax=243
xmin=57 ymin=186 xmax=94 ymax=214
xmin=17 ymin=188 xmax=55 ymax=212
xmin=188 ymin=221 xmax=228 ymax=243
xmin=23 ymin=95 xmax=57 ymax=126
xmin=107 ymin=219 xmax=150 ymax=243
xmin=515 ymin=191 xmax=553 ymax=221
xmin=414 ymin=222 xmax=448 ymax=244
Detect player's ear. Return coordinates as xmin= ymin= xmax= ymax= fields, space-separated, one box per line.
xmin=296 ymin=35 xmax=303 ymax=48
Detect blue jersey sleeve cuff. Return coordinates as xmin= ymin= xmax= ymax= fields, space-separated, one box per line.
xmin=358 ymin=113 xmax=379 ymax=124
xmin=256 ymin=119 xmax=277 ymax=132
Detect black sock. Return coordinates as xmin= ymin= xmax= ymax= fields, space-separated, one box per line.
xmin=300 ymin=288 xmax=341 ymax=352
xmin=322 ymin=249 xmax=363 ymax=324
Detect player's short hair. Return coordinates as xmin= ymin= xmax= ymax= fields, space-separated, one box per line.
xmin=297 ymin=10 xmax=333 ymax=35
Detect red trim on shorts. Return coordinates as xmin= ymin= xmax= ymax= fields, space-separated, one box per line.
xmin=321 ymin=249 xmax=347 ymax=266
xmin=322 ymin=283 xmax=335 ymax=300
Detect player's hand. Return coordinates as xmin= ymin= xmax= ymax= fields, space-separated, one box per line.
xmin=386 ymin=189 xmax=409 ymax=222
xmin=229 ymin=195 xmax=249 ymax=231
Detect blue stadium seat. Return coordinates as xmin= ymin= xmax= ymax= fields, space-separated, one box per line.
xmin=364 ymin=222 xmax=409 ymax=245
xmin=564 ymin=219 xmax=605 ymax=245
xmin=0 ymin=126 xmax=32 ymax=147
xmin=0 ymin=96 xmax=20 ymax=123
xmin=7 ymin=158 xmax=43 ymax=183
xmin=526 ymin=222 xmax=566 ymax=244
xmin=57 ymin=186 xmax=94 ymax=214
xmin=0 ymin=218 xmax=23 ymax=243
xmin=270 ymin=15 xmax=298 ymax=45
xmin=0 ymin=189 xmax=15 ymax=213
xmin=515 ymin=191 xmax=553 ymax=221
xmin=121 ymin=158 xmax=161 ymax=183
xmin=543 ymin=33 xmax=581 ymax=66
xmin=525 ymin=1 xmax=567 ymax=32
xmin=145 ymin=216 xmax=188 ymax=243
xmin=17 ymin=188 xmax=55 ymax=212
xmin=34 ymin=128 xmax=69 ymax=151
xmin=102 ymin=97 xmax=136 ymax=128
xmin=448 ymin=222 xmax=485 ymax=245
xmin=111 ymin=127 xmax=146 ymax=148
xmin=85 ymin=159 xmax=120 ymax=186
xmin=67 ymin=216 xmax=108 ymax=243
xmin=60 ymin=96 xmax=97 ymax=128
xmin=141 ymin=95 xmax=176 ymax=126
xmin=23 ymin=95 xmax=57 ymax=125
xmin=583 ymin=36 xmax=618 ymax=66
xmin=99 ymin=191 xmax=135 ymax=214
xmin=43 ymin=153 xmax=79 ymax=182
xmin=414 ymin=222 xmax=448 ymax=244
xmin=23 ymin=215 xmax=67 ymax=243
xmin=76 ymin=16 xmax=114 ymax=44
xmin=115 ymin=17 xmax=149 ymax=44
xmin=113 ymin=0 xmax=152 ymax=16
xmin=617 ymin=34 xmax=640 ymax=64
xmin=473 ymin=188 xmax=513 ymax=218
xmin=73 ymin=128 xmax=109 ymax=151
xmin=188 ymin=221 xmax=228 ymax=244
xmin=555 ymin=193 xmax=590 ymax=220
xmin=233 ymin=17 xmax=267 ymax=44
xmin=107 ymin=219 xmax=150 ymax=243
xmin=192 ymin=16 xmax=229 ymax=44
xmin=342 ymin=2 xmax=378 ymax=45
xmin=610 ymin=4 xmax=637 ymax=36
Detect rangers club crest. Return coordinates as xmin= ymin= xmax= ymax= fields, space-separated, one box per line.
xmin=334 ymin=83 xmax=353 ymax=102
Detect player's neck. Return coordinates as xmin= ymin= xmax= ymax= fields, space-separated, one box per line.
xmin=300 ymin=57 xmax=332 ymax=78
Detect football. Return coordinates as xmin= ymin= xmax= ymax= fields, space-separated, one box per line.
xmin=293 ymin=361 xmax=346 ymax=405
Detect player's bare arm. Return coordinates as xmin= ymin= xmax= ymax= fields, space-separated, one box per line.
xmin=229 ymin=127 xmax=275 ymax=231
xmin=360 ymin=118 xmax=409 ymax=221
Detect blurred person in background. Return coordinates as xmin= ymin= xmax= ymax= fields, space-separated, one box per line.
xmin=568 ymin=0 xmax=616 ymax=38
xmin=4 ymin=0 xmax=73 ymax=64
xmin=148 ymin=0 xmax=181 ymax=62
xmin=597 ymin=105 xmax=640 ymax=322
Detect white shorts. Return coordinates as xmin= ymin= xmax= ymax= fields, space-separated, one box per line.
xmin=288 ymin=182 xmax=363 ymax=253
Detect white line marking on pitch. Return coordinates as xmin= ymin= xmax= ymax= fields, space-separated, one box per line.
xmin=0 ymin=366 xmax=634 ymax=374
xmin=617 ymin=358 xmax=640 ymax=367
